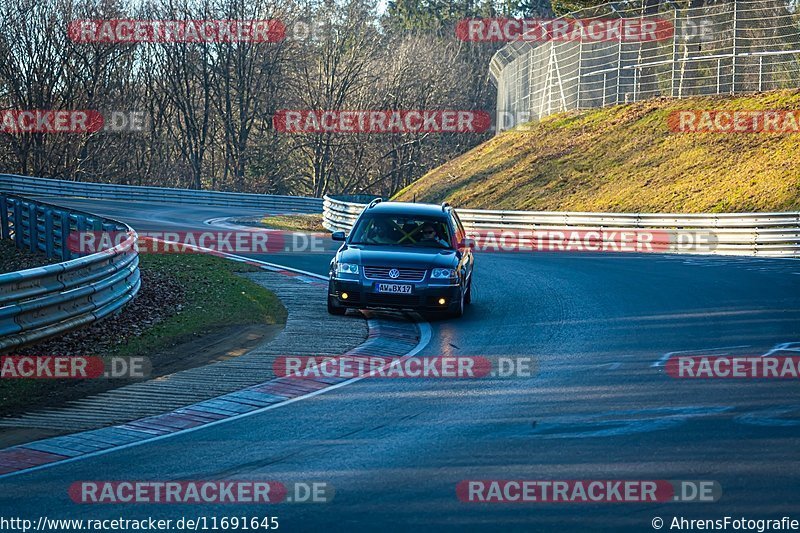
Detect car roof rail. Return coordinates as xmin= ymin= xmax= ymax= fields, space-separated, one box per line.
xmin=368 ymin=198 xmax=383 ymax=209
xmin=441 ymin=202 xmax=451 ymax=211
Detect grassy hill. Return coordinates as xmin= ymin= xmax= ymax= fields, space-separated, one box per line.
xmin=393 ymin=90 xmax=800 ymax=213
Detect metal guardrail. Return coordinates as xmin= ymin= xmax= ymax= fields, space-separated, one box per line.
xmin=0 ymin=194 xmax=140 ymax=351
xmin=322 ymin=195 xmax=800 ymax=257
xmin=323 ymin=196 xmax=378 ymax=233
xmin=0 ymin=174 xmax=323 ymax=213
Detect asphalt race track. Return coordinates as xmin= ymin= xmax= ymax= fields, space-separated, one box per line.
xmin=2 ymin=198 xmax=799 ymax=532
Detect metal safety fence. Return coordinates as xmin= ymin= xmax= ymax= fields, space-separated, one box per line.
xmin=323 ymin=195 xmax=800 ymax=257
xmin=0 ymin=194 xmax=140 ymax=351
xmin=0 ymin=174 xmax=324 ymax=213
xmin=490 ymin=0 xmax=800 ymax=129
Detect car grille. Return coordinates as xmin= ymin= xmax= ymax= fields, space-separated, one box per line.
xmin=363 ymin=267 xmax=426 ymax=282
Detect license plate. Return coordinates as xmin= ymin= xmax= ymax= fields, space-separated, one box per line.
xmin=376 ymin=283 xmax=412 ymax=294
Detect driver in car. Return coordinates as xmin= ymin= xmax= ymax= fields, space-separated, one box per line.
xmin=419 ymin=223 xmax=448 ymax=247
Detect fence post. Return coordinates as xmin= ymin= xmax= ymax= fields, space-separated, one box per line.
xmin=731 ymin=0 xmax=738 ymax=94
xmin=553 ymin=44 xmax=568 ymax=113
xmin=576 ymin=39 xmax=583 ymax=109
xmin=538 ymin=44 xmax=553 ymax=119
xmin=616 ymin=41 xmax=623 ymax=104
xmin=758 ymin=55 xmax=764 ymax=92
xmin=671 ymin=9 xmax=679 ymax=98
xmin=527 ymin=49 xmax=535 ymax=121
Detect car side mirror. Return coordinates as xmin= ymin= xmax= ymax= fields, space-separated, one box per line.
xmin=331 ymin=231 xmax=346 ymax=242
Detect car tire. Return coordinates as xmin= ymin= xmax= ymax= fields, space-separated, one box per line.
xmin=464 ymin=277 xmax=472 ymax=305
xmin=327 ymin=295 xmax=346 ymax=315
xmin=448 ymin=288 xmax=465 ymax=318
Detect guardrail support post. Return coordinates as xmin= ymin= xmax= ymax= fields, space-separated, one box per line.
xmin=0 ymin=195 xmax=7 ymax=240
xmin=60 ymin=211 xmax=70 ymax=260
xmin=13 ymin=200 xmax=22 ymax=249
xmin=27 ymin=203 xmax=37 ymax=253
xmin=44 ymin=208 xmax=54 ymax=258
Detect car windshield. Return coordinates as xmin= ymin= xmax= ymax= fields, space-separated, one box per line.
xmin=349 ymin=214 xmax=451 ymax=248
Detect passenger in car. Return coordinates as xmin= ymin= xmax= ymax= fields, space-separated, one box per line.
xmin=367 ymin=219 xmax=396 ymax=244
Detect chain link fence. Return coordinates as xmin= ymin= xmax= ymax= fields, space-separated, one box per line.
xmin=489 ymin=0 xmax=800 ymax=131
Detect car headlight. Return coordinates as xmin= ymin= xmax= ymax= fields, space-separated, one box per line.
xmin=431 ymin=268 xmax=456 ymax=279
xmin=336 ymin=262 xmax=359 ymax=275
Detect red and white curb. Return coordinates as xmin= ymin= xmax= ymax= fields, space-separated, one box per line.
xmin=0 ymin=253 xmax=431 ymax=479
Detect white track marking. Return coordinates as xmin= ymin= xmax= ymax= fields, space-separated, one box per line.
xmin=0 ymin=251 xmax=432 ymax=480
xmin=651 ymin=345 xmax=750 ymax=368
xmin=762 ymin=342 xmax=800 ymax=357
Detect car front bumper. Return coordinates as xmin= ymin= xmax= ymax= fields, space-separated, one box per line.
xmin=329 ymin=276 xmax=461 ymax=311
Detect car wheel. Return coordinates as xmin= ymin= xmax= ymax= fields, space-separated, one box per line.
xmin=464 ymin=277 xmax=472 ymax=305
xmin=328 ymin=295 xmax=346 ymax=315
xmin=448 ymin=287 xmax=465 ymax=318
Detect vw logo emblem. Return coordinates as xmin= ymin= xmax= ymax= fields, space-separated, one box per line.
xmin=388 ymin=268 xmax=400 ymax=279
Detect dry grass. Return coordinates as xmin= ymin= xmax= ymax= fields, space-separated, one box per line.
xmin=393 ymin=90 xmax=800 ymax=213
xmin=258 ymin=214 xmax=325 ymax=232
